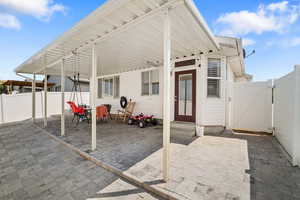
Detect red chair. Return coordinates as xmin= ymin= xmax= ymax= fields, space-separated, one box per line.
xmin=67 ymin=101 xmax=89 ymax=125
xmin=96 ymin=106 xmax=108 ymax=121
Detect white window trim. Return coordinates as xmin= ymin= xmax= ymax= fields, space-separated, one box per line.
xmin=98 ymin=75 xmax=120 ymax=99
xmin=103 ymin=77 xmax=114 ymax=97
xmin=207 ymin=58 xmax=222 ymax=98
xmin=141 ymin=69 xmax=160 ymax=96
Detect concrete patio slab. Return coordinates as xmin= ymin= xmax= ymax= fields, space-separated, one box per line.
xmin=126 ymin=135 xmax=250 ymax=200
xmin=125 ymin=131 xmax=300 ymax=200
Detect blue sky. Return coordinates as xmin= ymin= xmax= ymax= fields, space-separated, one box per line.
xmin=0 ymin=0 xmax=299 ymax=81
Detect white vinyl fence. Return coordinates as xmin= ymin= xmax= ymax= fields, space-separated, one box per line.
xmin=273 ymin=65 xmax=300 ymax=166
xmin=229 ymin=80 xmax=273 ymax=133
xmin=0 ymin=92 xmax=89 ymax=124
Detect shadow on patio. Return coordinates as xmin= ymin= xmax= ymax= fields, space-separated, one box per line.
xmin=36 ymin=114 xmax=300 ymax=200
xmin=205 ymin=131 xmax=300 ymax=200
xmin=0 ymin=121 xmax=165 ymax=200
xmin=117 ymin=130 xmax=300 ymax=200
xmin=36 ymin=113 xmax=197 ymax=172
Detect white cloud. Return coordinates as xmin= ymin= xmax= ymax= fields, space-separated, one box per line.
xmin=216 ymin=1 xmax=300 ymax=36
xmin=267 ymin=37 xmax=300 ymax=47
xmin=0 ymin=13 xmax=21 ymax=30
xmin=267 ymin=1 xmax=289 ymax=12
xmin=0 ymin=0 xmax=66 ymax=21
xmin=290 ymin=37 xmax=300 ymax=46
xmin=243 ymin=38 xmax=256 ymax=47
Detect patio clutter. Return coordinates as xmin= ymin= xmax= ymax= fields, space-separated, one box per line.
xmin=128 ymin=113 xmax=158 ymax=128
xmin=103 ymin=104 xmax=112 ymax=120
xmin=69 ymin=73 xmax=84 ymax=106
xmin=67 ymin=101 xmax=90 ymax=125
xmin=117 ymin=96 xmax=135 ymax=122
xmin=96 ymin=105 xmax=109 ymax=121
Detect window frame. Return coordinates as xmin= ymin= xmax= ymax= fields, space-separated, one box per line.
xmin=98 ymin=75 xmax=120 ymax=99
xmin=103 ymin=77 xmax=114 ymax=97
xmin=141 ymin=69 xmax=160 ymax=96
xmin=207 ymin=58 xmax=222 ymax=98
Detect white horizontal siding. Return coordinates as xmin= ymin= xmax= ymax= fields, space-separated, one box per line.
xmin=202 ymin=99 xmax=226 ymax=126
xmin=96 ymin=68 xmax=163 ymax=118
xmin=201 ymin=56 xmax=227 ymax=126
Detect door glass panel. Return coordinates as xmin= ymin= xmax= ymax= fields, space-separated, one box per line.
xmin=179 ymin=74 xmax=193 ymax=116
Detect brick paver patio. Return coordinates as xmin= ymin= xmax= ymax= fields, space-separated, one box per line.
xmin=1 ymin=116 xmax=300 ymax=200
xmin=36 ymin=114 xmax=197 ymax=171
xmin=0 ymin=121 xmax=162 ymax=200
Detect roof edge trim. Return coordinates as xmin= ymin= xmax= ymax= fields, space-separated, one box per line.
xmin=184 ymin=0 xmax=220 ymax=51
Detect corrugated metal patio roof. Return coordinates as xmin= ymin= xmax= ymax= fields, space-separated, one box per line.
xmin=15 ymin=0 xmax=220 ymax=78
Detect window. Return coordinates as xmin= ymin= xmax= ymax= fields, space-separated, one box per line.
xmin=142 ymin=71 xmax=150 ymax=95
xmin=207 ymin=58 xmax=221 ymax=98
xmin=104 ymin=78 xmax=113 ymax=96
xmin=98 ymin=79 xmax=102 ymax=98
xmin=141 ymin=70 xmax=159 ymax=96
xmin=151 ymin=70 xmax=159 ymax=95
xmin=98 ymin=76 xmax=120 ymax=98
xmin=114 ymin=76 xmax=120 ymax=98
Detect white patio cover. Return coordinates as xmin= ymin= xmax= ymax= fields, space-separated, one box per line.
xmin=15 ymin=0 xmax=219 ymax=78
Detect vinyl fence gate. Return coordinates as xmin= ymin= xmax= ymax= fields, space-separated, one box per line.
xmin=229 ymin=80 xmax=273 ymax=133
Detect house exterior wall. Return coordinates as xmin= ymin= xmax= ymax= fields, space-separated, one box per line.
xmin=95 ymin=55 xmax=232 ymax=127
xmin=95 ymin=68 xmax=163 ymax=118
xmin=200 ymin=55 xmax=227 ymax=126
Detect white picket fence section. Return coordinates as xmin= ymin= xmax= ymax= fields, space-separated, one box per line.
xmin=229 ymin=80 xmax=273 ymax=133
xmin=0 ymin=92 xmax=89 ymax=124
xmin=273 ymin=65 xmax=300 ymax=166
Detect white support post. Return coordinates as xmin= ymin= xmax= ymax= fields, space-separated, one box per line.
xmin=91 ymin=43 xmax=97 ymax=151
xmin=32 ymin=73 xmax=36 ymax=123
xmin=195 ymin=58 xmax=204 ymax=136
xmin=44 ymin=72 xmax=48 ymax=127
xmin=61 ymin=59 xmax=65 ymax=136
xmin=163 ymin=9 xmax=171 ymax=182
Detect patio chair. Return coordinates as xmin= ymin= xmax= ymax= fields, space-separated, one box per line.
xmin=103 ymin=104 xmax=112 ymax=120
xmin=96 ymin=105 xmax=109 ymax=121
xmin=117 ymin=101 xmax=136 ymax=122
